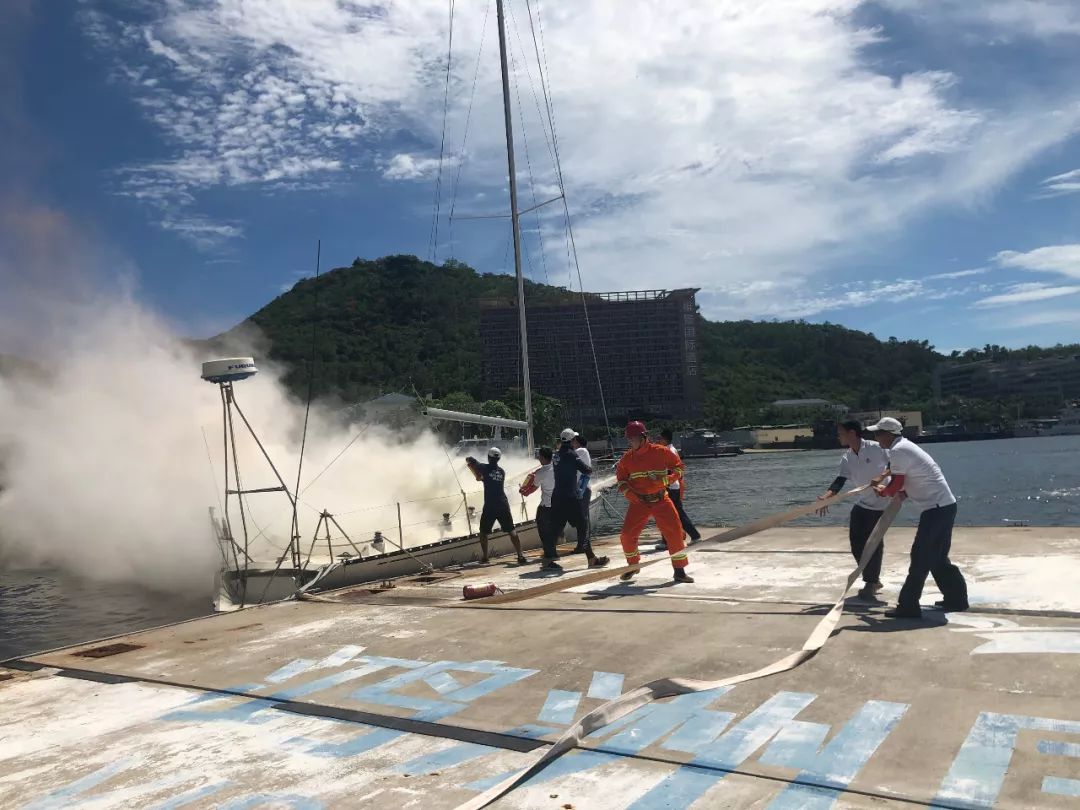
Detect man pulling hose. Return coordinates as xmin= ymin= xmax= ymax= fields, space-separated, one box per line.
xmin=615 ymin=421 xmax=694 ymax=584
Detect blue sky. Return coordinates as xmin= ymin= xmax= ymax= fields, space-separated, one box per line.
xmin=3 ymin=0 xmax=1080 ymax=352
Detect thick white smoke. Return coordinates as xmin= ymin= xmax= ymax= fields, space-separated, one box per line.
xmin=0 ymin=298 xmax=539 ymax=597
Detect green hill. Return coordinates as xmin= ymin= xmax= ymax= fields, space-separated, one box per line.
xmin=211 ymin=254 xmax=1069 ymax=428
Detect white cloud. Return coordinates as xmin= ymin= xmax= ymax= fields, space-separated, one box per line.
xmin=1002 ymin=308 xmax=1080 ymax=328
xmin=994 ymin=245 xmax=1080 ymax=279
xmin=382 ymin=153 xmax=449 ymax=181
xmin=925 ymin=267 xmax=990 ymax=280
xmin=878 ymin=0 xmax=1080 ymax=39
xmin=1039 ymin=167 xmax=1080 ymax=196
xmin=80 ymin=0 xmax=1080 ymax=282
xmin=160 ymin=215 xmax=244 ymax=249
xmin=973 ymin=282 xmax=1080 ymax=308
xmin=706 ymin=278 xmax=933 ymax=320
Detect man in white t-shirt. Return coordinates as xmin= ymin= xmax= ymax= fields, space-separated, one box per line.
xmin=570 ymin=432 xmax=594 ymax=554
xmin=521 ymin=446 xmax=559 ymax=564
xmin=817 ymin=419 xmax=891 ymax=601
xmin=869 ymin=417 xmax=969 ymax=619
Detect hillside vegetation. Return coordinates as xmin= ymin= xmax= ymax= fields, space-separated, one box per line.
xmin=212 ymin=255 xmax=1074 ymax=429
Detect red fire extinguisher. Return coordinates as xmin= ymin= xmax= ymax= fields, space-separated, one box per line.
xmin=463 ymin=583 xmax=502 ymax=600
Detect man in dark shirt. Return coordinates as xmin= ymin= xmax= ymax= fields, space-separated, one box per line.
xmin=466 ymin=447 xmax=528 ymax=566
xmin=548 ymin=438 xmax=609 ymax=570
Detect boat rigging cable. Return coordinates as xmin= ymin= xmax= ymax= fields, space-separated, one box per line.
xmin=257 ymin=239 xmax=323 ymax=603
xmin=446 ymin=0 xmax=491 ymax=255
xmin=524 ymin=0 xmax=613 ymax=443
xmin=429 ymin=0 xmax=457 ymax=264
xmin=433 ymin=0 xmax=612 ymax=444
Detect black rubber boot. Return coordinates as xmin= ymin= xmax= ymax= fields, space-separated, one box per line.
xmin=673 ymin=569 xmax=694 ymax=584
xmin=884 ymin=606 xmax=923 ymax=619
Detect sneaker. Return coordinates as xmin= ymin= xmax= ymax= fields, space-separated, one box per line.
xmin=933 ymin=600 xmax=969 ymax=612
xmin=673 ymin=569 xmax=694 ymax=584
xmin=855 ymin=583 xmax=883 ymax=601
xmin=884 ymin=607 xmax=923 ymax=619
xmin=588 ymin=556 xmax=610 ymax=568
xmin=516 ymin=556 xmax=530 ymax=566
xmin=540 ymin=560 xmax=563 ymax=571
xmin=619 ymin=570 xmax=638 ymax=582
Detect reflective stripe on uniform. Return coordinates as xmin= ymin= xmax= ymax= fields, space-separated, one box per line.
xmin=670 ymin=552 xmax=688 ymax=561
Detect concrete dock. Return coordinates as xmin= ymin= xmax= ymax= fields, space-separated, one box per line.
xmin=3 ymin=525 xmax=1080 ymax=809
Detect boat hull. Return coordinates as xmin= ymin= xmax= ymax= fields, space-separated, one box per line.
xmin=217 ymin=520 xmax=546 ymax=608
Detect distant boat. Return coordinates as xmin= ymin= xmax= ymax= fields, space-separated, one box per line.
xmin=677 ymin=429 xmax=743 ymax=459
xmin=1045 ymin=405 xmax=1080 ymax=436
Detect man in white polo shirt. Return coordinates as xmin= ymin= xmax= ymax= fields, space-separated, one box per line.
xmin=869 ymin=417 xmax=969 ymax=619
xmin=817 ymin=419 xmax=891 ymax=602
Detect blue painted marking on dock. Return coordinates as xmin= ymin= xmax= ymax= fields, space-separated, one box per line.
xmin=587 ymin=671 xmax=625 ymax=700
xmin=351 ymin=660 xmax=537 ymax=722
xmin=1037 ymin=739 xmax=1080 ymax=758
xmin=309 ymin=726 xmax=403 ymax=758
xmin=266 ymin=659 xmax=315 ymax=684
xmin=662 ymin=710 xmax=735 ymax=753
xmin=148 ymin=781 xmax=231 ymax=809
xmin=1042 ymin=776 xmax=1080 ymax=797
xmin=935 ymin=712 xmax=1080 ymax=808
xmin=764 ymin=700 xmax=908 ymax=809
xmin=625 ymin=692 xmax=818 ymax=808
xmin=22 ymin=760 xmax=134 ymax=809
xmin=218 ymin=794 xmax=323 ymax=809
xmin=314 ymin=645 xmax=365 ymax=669
xmin=600 ymin=689 xmax=729 ymax=756
xmin=265 ymin=647 xmax=365 ymax=686
xmin=538 ymin=690 xmax=581 ymax=725
xmin=397 ymin=743 xmax=494 ymax=775
xmin=464 ymin=750 xmax=620 ymax=793
xmin=625 ymin=764 xmax=722 ymax=810
xmin=439 ymin=661 xmax=539 ymax=704
xmin=272 ymin=656 xmax=423 ymax=702
xmin=161 ymin=684 xmax=271 ymax=724
xmin=423 ymin=671 xmax=463 ymax=695
xmin=504 ymin=723 xmax=561 ymax=739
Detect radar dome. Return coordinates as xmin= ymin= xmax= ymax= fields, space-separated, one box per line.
xmin=201 ymin=358 xmax=258 ymax=384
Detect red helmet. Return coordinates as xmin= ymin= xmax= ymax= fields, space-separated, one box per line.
xmin=624 ymin=420 xmax=647 ymax=438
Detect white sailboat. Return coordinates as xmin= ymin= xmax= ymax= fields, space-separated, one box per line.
xmin=210 ymin=0 xmax=607 ymax=609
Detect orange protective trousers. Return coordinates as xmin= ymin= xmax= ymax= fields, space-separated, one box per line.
xmin=620 ymin=495 xmax=689 ymax=569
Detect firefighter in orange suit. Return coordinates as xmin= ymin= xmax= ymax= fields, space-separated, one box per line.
xmin=615 ymin=421 xmax=695 ymax=584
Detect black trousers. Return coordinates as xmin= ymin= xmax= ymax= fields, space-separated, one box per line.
xmin=668 ymin=487 xmax=700 ymax=541
xmin=849 ymin=504 xmax=885 ymax=584
xmin=897 ymin=502 xmax=968 ymax=613
xmin=548 ymin=494 xmax=582 ymax=557
xmin=536 ymin=505 xmax=559 ymax=560
xmin=575 ymin=487 xmax=593 ymax=552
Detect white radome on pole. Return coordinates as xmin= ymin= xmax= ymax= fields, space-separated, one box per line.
xmin=201 ymin=358 xmax=258 ymax=384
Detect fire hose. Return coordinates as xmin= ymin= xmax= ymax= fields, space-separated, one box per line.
xmin=455 ymin=487 xmax=901 ymax=809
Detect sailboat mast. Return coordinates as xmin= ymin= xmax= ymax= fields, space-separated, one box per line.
xmin=495 ymin=0 xmax=535 ymax=454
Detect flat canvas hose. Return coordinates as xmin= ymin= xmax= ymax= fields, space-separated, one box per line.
xmin=454 ymin=489 xmax=901 ymax=810
xmin=462 ymin=485 xmax=872 ymax=606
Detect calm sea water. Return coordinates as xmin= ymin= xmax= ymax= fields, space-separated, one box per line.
xmin=3 ymin=436 xmax=1079 ymax=660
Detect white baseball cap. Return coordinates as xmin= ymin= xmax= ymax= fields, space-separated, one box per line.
xmin=488 ymin=447 xmax=502 ymax=459
xmin=559 ymin=428 xmax=577 ymax=442
xmin=866 ymin=417 xmax=904 ymax=435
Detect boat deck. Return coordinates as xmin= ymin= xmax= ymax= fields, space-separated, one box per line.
xmin=4 ymin=525 xmax=1080 ymax=809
